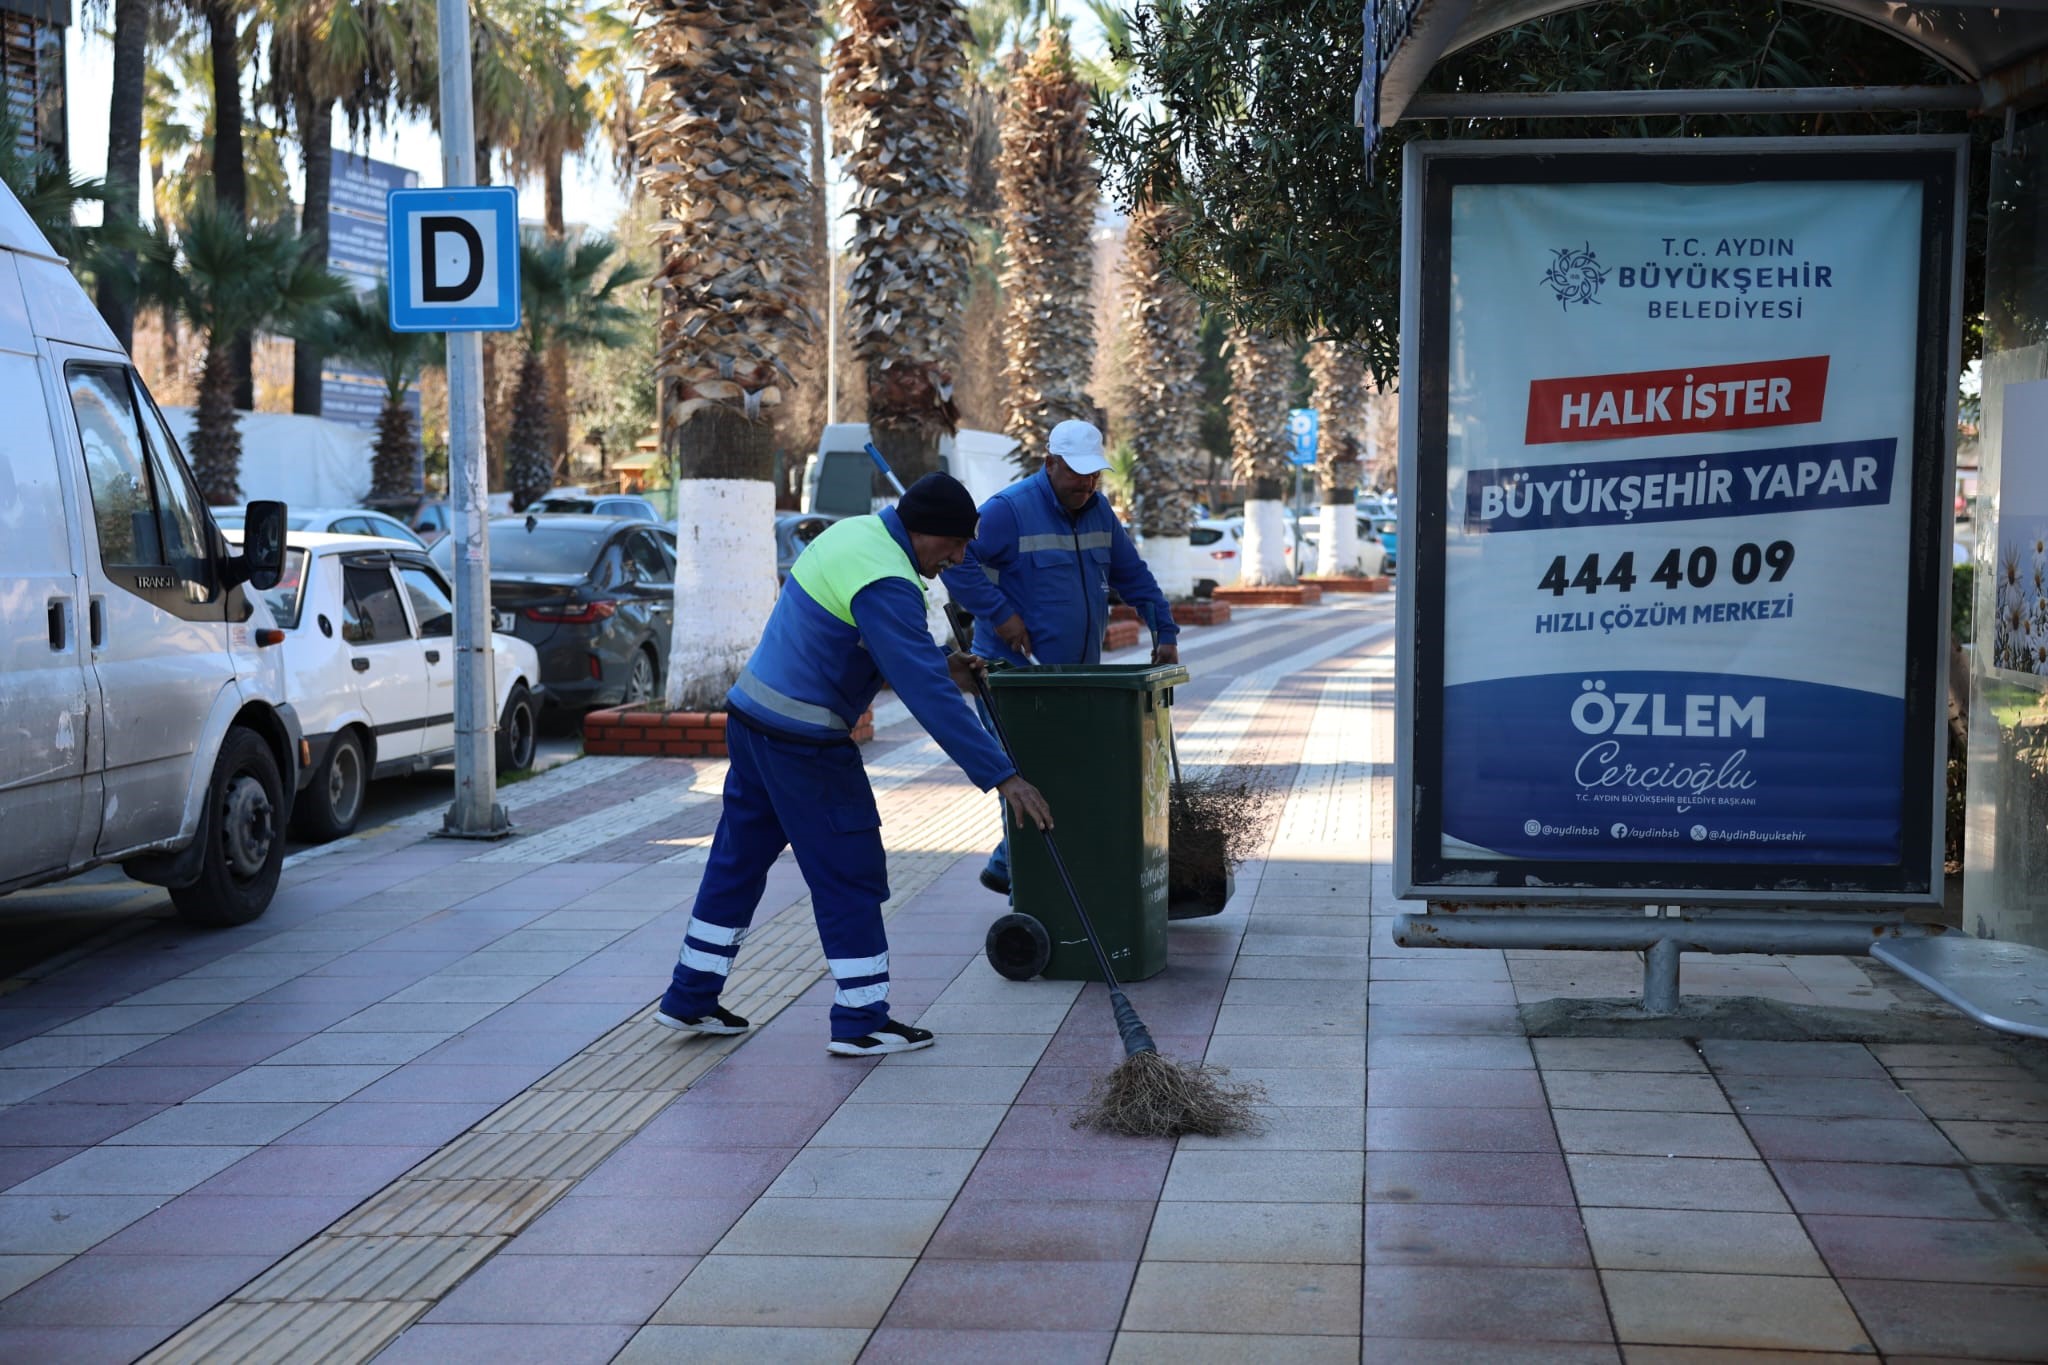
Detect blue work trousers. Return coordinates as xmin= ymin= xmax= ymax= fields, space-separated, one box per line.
xmin=661 ymin=717 xmax=893 ymax=1039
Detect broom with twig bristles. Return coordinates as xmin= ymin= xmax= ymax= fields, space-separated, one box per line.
xmin=864 ymin=445 xmax=1263 ymax=1138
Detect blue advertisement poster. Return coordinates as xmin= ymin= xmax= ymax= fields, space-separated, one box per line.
xmin=324 ymin=150 xmax=423 ymax=435
xmin=1406 ymin=146 xmax=1959 ymax=898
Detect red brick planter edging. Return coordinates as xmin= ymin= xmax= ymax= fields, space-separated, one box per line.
xmin=1103 ymin=619 xmax=1142 ymax=652
xmin=1109 ymin=603 xmax=1141 ymax=624
xmin=1211 ymin=584 xmax=1324 ymax=607
xmin=1172 ymin=600 xmax=1231 ymax=627
xmin=1300 ymin=574 xmax=1391 ymax=594
xmin=585 ymin=706 xmax=876 ymax=757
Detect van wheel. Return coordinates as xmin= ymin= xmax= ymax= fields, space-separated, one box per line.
xmin=293 ymin=730 xmax=366 ymax=843
xmin=171 ymin=728 xmax=286 ymax=927
xmin=498 ymin=684 xmax=537 ymax=773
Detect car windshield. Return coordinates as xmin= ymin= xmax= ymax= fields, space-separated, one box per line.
xmin=535 ymin=497 xmax=599 ymax=514
xmin=433 ymin=522 xmax=607 ymax=576
xmin=256 ymin=549 xmax=309 ymax=627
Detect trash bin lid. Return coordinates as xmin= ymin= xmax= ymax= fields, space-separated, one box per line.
xmin=986 ymin=662 xmax=1191 ymax=692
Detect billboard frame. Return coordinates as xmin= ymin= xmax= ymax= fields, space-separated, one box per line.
xmin=1394 ymin=135 xmax=1966 ymax=909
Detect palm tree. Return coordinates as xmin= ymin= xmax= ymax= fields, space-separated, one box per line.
xmin=312 ymin=284 xmax=440 ymax=500
xmin=1116 ymin=200 xmax=1203 ymax=597
xmin=1227 ymin=325 xmax=1297 ymax=586
xmin=268 ymin=0 xmax=438 ymax=414
xmin=638 ymin=0 xmax=816 ymax=709
xmin=1305 ymin=339 xmax=1366 ymax=576
xmin=505 ymin=232 xmax=648 ymax=509
xmin=831 ymin=0 xmax=975 ymax=483
xmin=996 ymin=25 xmax=1095 ymax=466
xmin=140 ymin=205 xmax=345 ymax=503
xmin=97 ymin=0 xmax=155 ymax=347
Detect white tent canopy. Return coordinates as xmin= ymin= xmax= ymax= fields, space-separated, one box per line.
xmin=164 ymin=407 xmax=376 ymax=510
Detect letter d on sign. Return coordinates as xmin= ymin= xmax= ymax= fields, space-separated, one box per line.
xmin=421 ymin=216 xmax=485 ymax=302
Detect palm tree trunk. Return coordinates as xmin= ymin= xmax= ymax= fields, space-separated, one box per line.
xmin=95 ymin=0 xmax=149 ymax=348
xmin=371 ymin=393 xmax=418 ymax=501
xmin=192 ymin=334 xmax=243 ymax=504
xmin=206 ymin=0 xmax=254 ymax=410
xmin=506 ymin=349 xmax=553 ymax=510
xmin=665 ymin=401 xmax=778 ymax=711
xmin=544 ymin=155 xmax=571 ymax=473
xmin=293 ymin=93 xmax=334 ymax=416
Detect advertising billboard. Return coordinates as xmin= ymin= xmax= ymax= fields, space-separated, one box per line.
xmin=324 ymin=149 xmax=423 ymax=433
xmin=1396 ymin=138 xmax=1964 ymax=906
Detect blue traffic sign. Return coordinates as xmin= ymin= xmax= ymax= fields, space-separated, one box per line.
xmin=1287 ymin=408 xmax=1320 ymax=465
xmin=387 ymin=187 xmax=521 ymax=333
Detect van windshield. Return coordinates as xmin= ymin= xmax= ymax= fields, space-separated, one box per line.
xmin=257 ymin=549 xmax=309 ymax=627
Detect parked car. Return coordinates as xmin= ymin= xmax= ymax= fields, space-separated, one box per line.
xmin=404 ymin=498 xmax=454 ymax=545
xmin=1190 ymin=518 xmax=1245 ymax=592
xmin=775 ymin=512 xmax=841 ymax=584
xmin=1295 ymin=511 xmax=1391 ymax=577
xmin=229 ymin=532 xmax=542 ymax=840
xmin=530 ymin=492 xmax=663 ymax=521
xmin=214 ymin=505 xmax=427 ymax=548
xmin=1 ymin=179 xmax=297 ymax=925
xmin=433 ymin=515 xmax=674 ymax=710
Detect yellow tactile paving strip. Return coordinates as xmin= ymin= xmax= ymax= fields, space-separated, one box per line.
xmin=142 ymin=782 xmax=995 ymax=1365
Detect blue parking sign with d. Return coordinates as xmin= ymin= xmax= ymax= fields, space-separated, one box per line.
xmin=1287 ymin=407 xmax=1320 ymax=465
xmin=387 ymin=187 xmax=521 ymax=333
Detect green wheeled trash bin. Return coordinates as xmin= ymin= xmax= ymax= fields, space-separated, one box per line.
xmin=983 ymin=662 xmax=1190 ymax=983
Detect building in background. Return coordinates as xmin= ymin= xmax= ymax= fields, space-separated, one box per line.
xmin=2 ymin=0 xmax=65 ymax=168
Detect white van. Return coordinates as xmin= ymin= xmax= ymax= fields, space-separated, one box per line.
xmin=802 ymin=423 xmax=1023 ymax=516
xmin=0 ymin=182 xmax=297 ymax=926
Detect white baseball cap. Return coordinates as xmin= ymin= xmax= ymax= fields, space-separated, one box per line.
xmin=1047 ymin=419 xmax=1110 ymax=475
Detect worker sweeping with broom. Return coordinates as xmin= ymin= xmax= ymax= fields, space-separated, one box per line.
xmin=655 ymin=473 xmax=1054 ymax=1056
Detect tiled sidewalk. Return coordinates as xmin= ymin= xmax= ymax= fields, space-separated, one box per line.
xmin=3 ymin=595 xmax=2048 ymax=1362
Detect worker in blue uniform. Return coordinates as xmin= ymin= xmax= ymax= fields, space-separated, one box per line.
xmin=941 ymin=419 xmax=1180 ymax=896
xmin=656 ymin=473 xmax=1053 ymax=1056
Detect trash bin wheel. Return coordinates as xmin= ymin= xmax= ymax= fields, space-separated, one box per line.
xmin=986 ymin=913 xmax=1053 ymax=981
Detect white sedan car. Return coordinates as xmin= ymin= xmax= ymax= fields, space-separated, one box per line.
xmin=1295 ymin=510 xmax=1391 ymax=577
xmin=235 ymin=532 xmax=544 ymax=841
xmin=215 ymin=506 xmax=428 ymax=548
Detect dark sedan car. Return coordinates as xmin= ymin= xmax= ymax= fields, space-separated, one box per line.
xmin=433 ymin=515 xmax=674 ymax=710
xmin=775 ymin=512 xmax=840 ymax=584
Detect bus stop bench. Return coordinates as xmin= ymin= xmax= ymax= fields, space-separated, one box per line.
xmin=1873 ymin=936 xmax=2048 ymax=1040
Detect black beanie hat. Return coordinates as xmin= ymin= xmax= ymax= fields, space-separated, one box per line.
xmin=895 ymin=472 xmax=980 ymax=539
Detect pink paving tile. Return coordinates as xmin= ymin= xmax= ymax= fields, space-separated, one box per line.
xmin=1769 ymin=1160 xmax=1998 ymax=1220
xmin=1838 ymin=1278 xmax=2048 ymax=1360
xmin=858 ymin=1328 xmax=1113 ymax=1363
xmin=988 ymin=1105 xmax=1177 ymax=1157
xmin=1368 ymin=1006 xmax=1525 ymax=1036
xmin=1017 ymin=1066 xmax=1113 ymax=1105
xmin=1366 ymin=1151 xmax=1577 ymax=1208
xmin=922 ymin=1198 xmax=1156 ymax=1262
xmin=275 ymin=1101 xmax=493 ymax=1147
xmin=377 ymin=1323 xmax=635 ymax=1364
xmin=0 ymin=1251 xmax=272 ymax=1326
xmin=1367 ymin=1106 xmax=1561 ymax=1154
xmin=348 ymin=1063 xmax=555 ymax=1104
xmin=35 ymin=1067 xmax=241 ymax=1106
xmin=93 ymin=1194 xmax=359 ymax=1256
xmin=1361 ymin=1344 xmax=1617 ymax=1364
xmin=1720 ymin=1075 xmax=1924 ymax=1120
xmin=882 ymin=1258 xmax=1137 ymax=1332
xmin=1359 ymin=1265 xmax=1613 ymax=1343
xmin=0 ymin=1325 xmax=173 ymax=1364
xmin=108 ymin=1033 xmax=313 ymax=1069
xmin=1741 ymin=1116 xmax=1962 ymax=1165
xmin=506 ymin=1195 xmax=754 ymax=1256
xmin=959 ymin=1148 xmax=1171 ymax=1203
xmin=1365 ymin=1204 xmax=1592 ymax=1268
xmin=685 ymin=1063 xmax=870 ymax=1105
xmin=632 ymin=1101 xmax=835 ymax=1149
xmin=190 ymin=1144 xmax=435 ymax=1197
xmin=1367 ymin=1068 xmax=1549 ymax=1109
xmin=424 ymin=1254 xmax=696 ymax=1325
xmin=1804 ymin=1214 xmax=2048 ymax=1285
xmin=572 ymin=1143 xmax=798 ymax=1201
xmin=1700 ymin=1041 xmax=1888 ymax=1079
xmin=1037 ymin=1032 xmax=1209 ymax=1067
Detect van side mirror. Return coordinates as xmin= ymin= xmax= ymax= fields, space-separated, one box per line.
xmin=233 ymin=500 xmax=288 ymax=590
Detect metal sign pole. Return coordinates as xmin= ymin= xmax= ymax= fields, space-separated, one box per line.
xmin=435 ymin=0 xmax=508 ymax=838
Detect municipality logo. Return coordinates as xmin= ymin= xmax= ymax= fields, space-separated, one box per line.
xmin=1541 ymin=243 xmax=1607 ymax=311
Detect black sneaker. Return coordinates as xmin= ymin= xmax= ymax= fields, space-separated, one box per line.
xmin=978 ymin=867 xmax=1011 ymax=896
xmin=827 ymin=1020 xmax=935 ymax=1056
xmin=654 ymin=1004 xmax=751 ymax=1036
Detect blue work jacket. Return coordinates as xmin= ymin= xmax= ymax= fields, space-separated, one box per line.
xmin=728 ymin=508 xmax=1016 ymax=791
xmin=942 ymin=469 xmax=1180 ymax=667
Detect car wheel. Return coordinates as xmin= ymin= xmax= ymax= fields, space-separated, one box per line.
xmin=498 ymin=684 xmax=537 ymax=773
xmin=626 ymin=648 xmax=658 ymax=706
xmin=293 ymin=730 xmax=366 ymax=843
xmin=171 ymin=728 xmax=286 ymax=927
